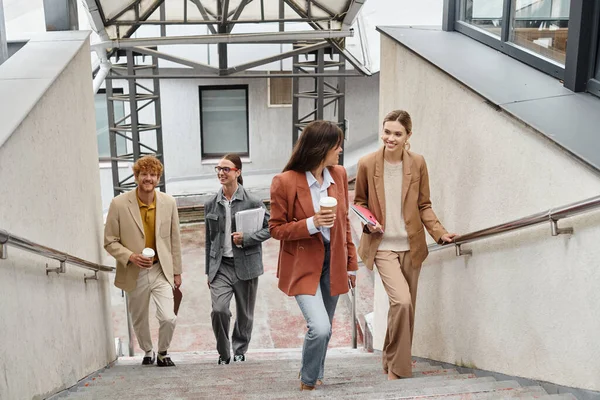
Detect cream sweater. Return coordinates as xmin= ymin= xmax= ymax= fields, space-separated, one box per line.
xmin=378 ymin=160 xmax=410 ymax=252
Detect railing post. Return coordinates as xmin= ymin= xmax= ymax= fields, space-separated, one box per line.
xmin=0 ymin=229 xmax=8 ymax=260
xmin=455 ymin=243 xmax=472 ymax=256
xmin=550 ymin=219 xmax=574 ymax=236
xmin=351 ymin=285 xmax=357 ymax=349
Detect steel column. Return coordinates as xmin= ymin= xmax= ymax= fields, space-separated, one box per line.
xmin=43 ymin=0 xmax=78 ymax=31
xmin=127 ymin=50 xmax=142 ymax=161
xmin=292 ymin=53 xmax=300 ymax=144
xmin=338 ymin=57 xmax=346 ymax=166
xmin=152 ymin=52 xmax=166 ymax=192
xmin=107 ymin=50 xmax=166 ymax=195
xmin=0 ymin=0 xmax=8 ymax=65
xmin=291 ymin=45 xmax=347 ymax=166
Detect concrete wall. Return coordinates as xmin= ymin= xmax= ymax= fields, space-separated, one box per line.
xmin=0 ymin=33 xmax=115 ymax=399
xmin=375 ymin=35 xmax=600 ymax=391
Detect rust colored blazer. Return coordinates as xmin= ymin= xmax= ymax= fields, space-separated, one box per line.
xmin=269 ymin=165 xmax=359 ymax=297
xmin=354 ymin=148 xmax=447 ymax=270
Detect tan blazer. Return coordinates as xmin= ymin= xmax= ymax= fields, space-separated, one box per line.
xmin=104 ymin=190 xmax=182 ymax=292
xmin=269 ymin=166 xmax=359 ymax=297
xmin=354 ymin=148 xmax=447 ymax=270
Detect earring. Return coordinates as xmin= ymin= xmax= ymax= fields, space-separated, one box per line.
xmin=404 ymin=141 xmax=411 ymax=151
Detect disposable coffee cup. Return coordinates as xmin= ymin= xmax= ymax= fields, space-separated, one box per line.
xmin=319 ymin=197 xmax=337 ymax=228
xmin=142 ymin=248 xmax=155 ymax=259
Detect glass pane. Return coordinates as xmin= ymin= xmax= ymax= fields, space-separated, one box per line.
xmin=95 ymin=94 xmax=126 ymax=158
xmin=510 ymin=0 xmax=570 ymax=64
xmin=460 ymin=0 xmax=503 ymax=37
xmin=201 ymin=88 xmax=249 ymax=156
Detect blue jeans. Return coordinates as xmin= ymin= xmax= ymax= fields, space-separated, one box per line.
xmin=295 ymin=243 xmax=338 ymax=386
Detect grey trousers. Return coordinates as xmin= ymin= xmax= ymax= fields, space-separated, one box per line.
xmin=210 ymin=257 xmax=258 ymax=360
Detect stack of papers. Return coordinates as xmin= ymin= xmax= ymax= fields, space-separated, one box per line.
xmin=235 ymin=207 xmax=266 ymax=234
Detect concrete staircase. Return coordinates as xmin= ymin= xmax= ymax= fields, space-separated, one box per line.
xmin=56 ymin=348 xmax=576 ymax=400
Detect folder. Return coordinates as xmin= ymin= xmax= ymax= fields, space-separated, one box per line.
xmin=235 ymin=207 xmax=266 ymax=234
xmin=351 ymin=204 xmax=380 ymax=228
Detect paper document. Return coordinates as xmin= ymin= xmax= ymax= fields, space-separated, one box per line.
xmin=235 ymin=207 xmax=266 ymax=234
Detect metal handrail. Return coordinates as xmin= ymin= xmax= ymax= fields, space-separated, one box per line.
xmin=428 ymin=194 xmax=600 ymax=255
xmin=0 ymin=228 xmax=114 ymax=273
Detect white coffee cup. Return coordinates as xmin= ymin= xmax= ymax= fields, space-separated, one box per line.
xmin=319 ymin=197 xmax=337 ymax=228
xmin=142 ymin=248 xmax=155 ymax=259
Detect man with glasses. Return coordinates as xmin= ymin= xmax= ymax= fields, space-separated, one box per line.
xmin=104 ymin=155 xmax=182 ymax=367
xmin=205 ymin=154 xmax=270 ymax=365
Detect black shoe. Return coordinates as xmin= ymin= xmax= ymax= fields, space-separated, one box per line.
xmin=142 ymin=352 xmax=155 ymax=365
xmin=218 ymin=356 xmax=231 ymax=365
xmin=157 ymin=351 xmax=175 ymax=367
xmin=233 ymin=354 xmax=245 ymax=362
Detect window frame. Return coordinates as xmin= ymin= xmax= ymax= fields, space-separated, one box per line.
xmin=444 ymin=0 xmax=600 ymax=98
xmin=585 ymin=5 xmax=600 ymax=97
xmin=198 ymin=84 xmax=250 ymax=159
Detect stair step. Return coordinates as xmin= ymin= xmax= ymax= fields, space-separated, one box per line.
xmin=58 ymin=351 xmax=575 ymax=400
xmin=347 ymin=386 xmax=550 ymax=400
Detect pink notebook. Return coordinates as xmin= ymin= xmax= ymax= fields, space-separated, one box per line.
xmin=351 ymin=205 xmax=381 ymax=230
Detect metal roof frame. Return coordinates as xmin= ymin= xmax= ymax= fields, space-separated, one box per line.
xmin=83 ymin=0 xmax=371 ymax=78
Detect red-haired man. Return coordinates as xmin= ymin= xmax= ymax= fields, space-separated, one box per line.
xmin=104 ymin=155 xmax=182 ymax=367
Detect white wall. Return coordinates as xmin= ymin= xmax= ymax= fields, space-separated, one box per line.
xmin=0 ymin=36 xmax=115 ymax=399
xmin=98 ymin=71 xmax=380 ymax=207
xmin=375 ymin=35 xmax=600 ymax=391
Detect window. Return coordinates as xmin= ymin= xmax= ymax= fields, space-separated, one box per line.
xmin=95 ymin=89 xmax=126 ymax=159
xmin=199 ymin=85 xmax=249 ymax=158
xmin=448 ymin=0 xmax=600 ymax=98
xmin=509 ymin=0 xmax=570 ymax=64
xmin=455 ymin=0 xmax=571 ymax=79
xmin=459 ymin=0 xmax=504 ymax=37
xmin=268 ymin=71 xmax=293 ymax=107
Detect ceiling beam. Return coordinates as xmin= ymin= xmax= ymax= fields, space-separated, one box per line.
xmin=132 ymin=46 xmax=219 ymax=74
xmin=91 ymin=29 xmax=353 ymax=50
xmin=225 ymin=41 xmax=330 ymax=75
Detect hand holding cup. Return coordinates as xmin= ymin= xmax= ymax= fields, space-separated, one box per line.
xmin=129 ymin=248 xmax=155 ymax=269
xmin=315 ymin=197 xmax=337 ymax=228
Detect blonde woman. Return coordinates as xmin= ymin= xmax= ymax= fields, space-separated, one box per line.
xmin=354 ymin=110 xmax=456 ymax=379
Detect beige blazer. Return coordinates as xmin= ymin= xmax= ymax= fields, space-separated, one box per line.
xmin=354 ymin=147 xmax=447 ymax=270
xmin=104 ymin=189 xmax=182 ymax=292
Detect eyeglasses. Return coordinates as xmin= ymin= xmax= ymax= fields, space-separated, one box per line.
xmin=215 ymin=166 xmax=239 ymax=173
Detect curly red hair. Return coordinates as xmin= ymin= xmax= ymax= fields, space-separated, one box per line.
xmin=133 ymin=155 xmax=164 ymax=178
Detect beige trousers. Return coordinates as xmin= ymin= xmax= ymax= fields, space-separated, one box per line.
xmin=374 ymin=250 xmax=421 ymax=378
xmin=128 ymin=262 xmax=177 ymax=353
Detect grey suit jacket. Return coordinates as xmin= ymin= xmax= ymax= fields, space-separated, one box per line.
xmin=204 ymin=185 xmax=270 ymax=283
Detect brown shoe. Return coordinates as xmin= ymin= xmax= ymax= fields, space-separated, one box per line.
xmin=316 ymin=379 xmax=323 ymax=386
xmin=300 ymin=382 xmax=315 ymax=391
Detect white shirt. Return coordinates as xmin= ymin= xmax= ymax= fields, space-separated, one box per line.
xmin=218 ymin=187 xmax=240 ymax=257
xmin=305 ymin=169 xmax=335 ymax=243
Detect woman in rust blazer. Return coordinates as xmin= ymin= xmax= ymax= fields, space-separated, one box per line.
xmin=270 ymin=120 xmax=358 ymax=391
xmin=354 ymin=110 xmax=456 ymax=380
